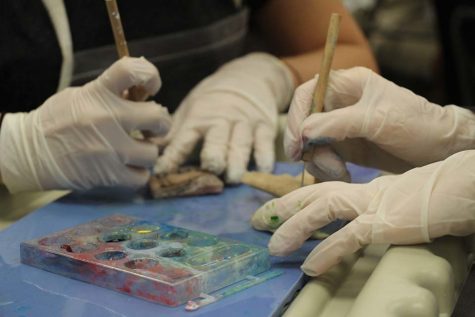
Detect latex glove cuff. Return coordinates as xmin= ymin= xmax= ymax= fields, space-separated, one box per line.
xmin=0 ymin=112 xmax=68 ymax=193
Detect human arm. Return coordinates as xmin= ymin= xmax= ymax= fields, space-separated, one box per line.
xmin=253 ymin=150 xmax=475 ymax=276
xmin=284 ymin=67 xmax=475 ymax=180
xmin=255 ymin=0 xmax=379 ymax=85
xmin=154 ymin=53 xmax=294 ymax=183
xmin=155 ymin=0 xmax=377 ymax=183
xmin=0 ymin=57 xmax=171 ymax=193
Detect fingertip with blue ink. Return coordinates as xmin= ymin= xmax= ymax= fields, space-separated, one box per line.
xmin=302 ymin=137 xmax=335 ymax=152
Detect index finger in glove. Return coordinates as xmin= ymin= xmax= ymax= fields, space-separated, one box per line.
xmin=300 ymin=214 xmax=374 ymax=276
xmin=267 ymin=183 xmax=372 ymax=256
xmin=284 ymin=79 xmax=317 ymax=161
xmin=116 ymin=138 xmax=159 ymax=168
xmin=117 ymin=101 xmax=171 ymax=137
xmin=98 ymin=57 xmax=161 ymax=97
xmin=251 ymin=181 xmax=363 ymax=232
xmin=284 ymin=67 xmax=372 ymax=161
xmin=154 ymin=129 xmax=201 ymax=173
xmin=301 ymin=105 xmax=366 ymax=149
xmin=322 ymin=67 xmax=372 ymax=110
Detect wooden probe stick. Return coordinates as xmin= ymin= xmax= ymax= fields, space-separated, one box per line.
xmin=311 ymin=13 xmax=341 ymax=113
xmin=301 ymin=13 xmax=341 ymax=186
xmin=104 ymin=0 xmax=147 ymax=101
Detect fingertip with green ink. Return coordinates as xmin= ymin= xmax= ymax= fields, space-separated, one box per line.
xmin=268 ymin=215 xmax=282 ymax=229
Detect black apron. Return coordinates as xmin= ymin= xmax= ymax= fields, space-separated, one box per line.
xmin=0 ymin=1 xmax=62 ymax=113
xmin=0 ymin=0 xmax=266 ymax=113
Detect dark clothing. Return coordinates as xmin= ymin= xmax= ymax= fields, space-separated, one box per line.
xmin=452 ymin=262 xmax=475 ymax=316
xmin=1 ymin=0 xmax=267 ymax=113
xmin=0 ymin=1 xmax=62 ymax=113
xmin=434 ymin=0 xmax=475 ymax=107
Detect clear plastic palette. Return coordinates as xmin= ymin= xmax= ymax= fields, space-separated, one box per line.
xmin=20 ymin=215 xmax=271 ymax=307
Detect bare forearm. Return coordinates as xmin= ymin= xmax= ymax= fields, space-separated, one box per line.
xmin=255 ymin=0 xmax=378 ymax=86
xmin=281 ymin=44 xmax=379 ymax=86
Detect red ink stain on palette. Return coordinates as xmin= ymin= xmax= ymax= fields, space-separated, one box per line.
xmin=20 ymin=215 xmax=272 ymax=307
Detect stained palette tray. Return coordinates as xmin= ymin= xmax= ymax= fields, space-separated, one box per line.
xmin=20 ymin=215 xmax=271 ymax=307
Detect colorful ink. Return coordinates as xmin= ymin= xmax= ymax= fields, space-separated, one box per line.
xmin=20 ymin=215 xmax=270 ymax=307
xmin=268 ymin=215 xmax=281 ymax=229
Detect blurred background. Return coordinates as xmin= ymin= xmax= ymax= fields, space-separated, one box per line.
xmin=345 ymin=0 xmax=475 ymax=107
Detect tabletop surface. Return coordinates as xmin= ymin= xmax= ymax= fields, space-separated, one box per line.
xmin=0 ymin=163 xmax=378 ymax=317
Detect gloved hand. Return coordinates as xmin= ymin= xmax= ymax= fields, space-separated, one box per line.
xmin=0 ymin=57 xmax=171 ymax=193
xmin=154 ymin=53 xmax=294 ymax=183
xmin=253 ymin=150 xmax=475 ymax=276
xmin=285 ymin=67 xmax=475 ymax=180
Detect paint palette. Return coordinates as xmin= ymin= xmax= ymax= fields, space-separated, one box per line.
xmin=20 ymin=215 xmax=271 ymax=307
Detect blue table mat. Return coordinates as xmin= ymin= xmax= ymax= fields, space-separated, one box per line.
xmin=0 ymin=163 xmax=378 ymax=317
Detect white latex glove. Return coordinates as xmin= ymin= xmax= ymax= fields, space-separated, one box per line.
xmin=0 ymin=57 xmax=171 ymax=193
xmin=154 ymin=53 xmax=294 ymax=183
xmin=285 ymin=67 xmax=475 ymax=180
xmin=253 ymin=150 xmax=475 ymax=276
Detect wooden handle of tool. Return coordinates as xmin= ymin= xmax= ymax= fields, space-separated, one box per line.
xmin=311 ymin=13 xmax=341 ymax=114
xmin=105 ymin=0 xmax=148 ymax=101
xmin=127 ymin=86 xmax=149 ymax=102
xmin=105 ymin=0 xmax=129 ymax=57
xmin=302 ymin=13 xmax=341 ymax=184
xmin=302 ymin=13 xmax=341 ymax=164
